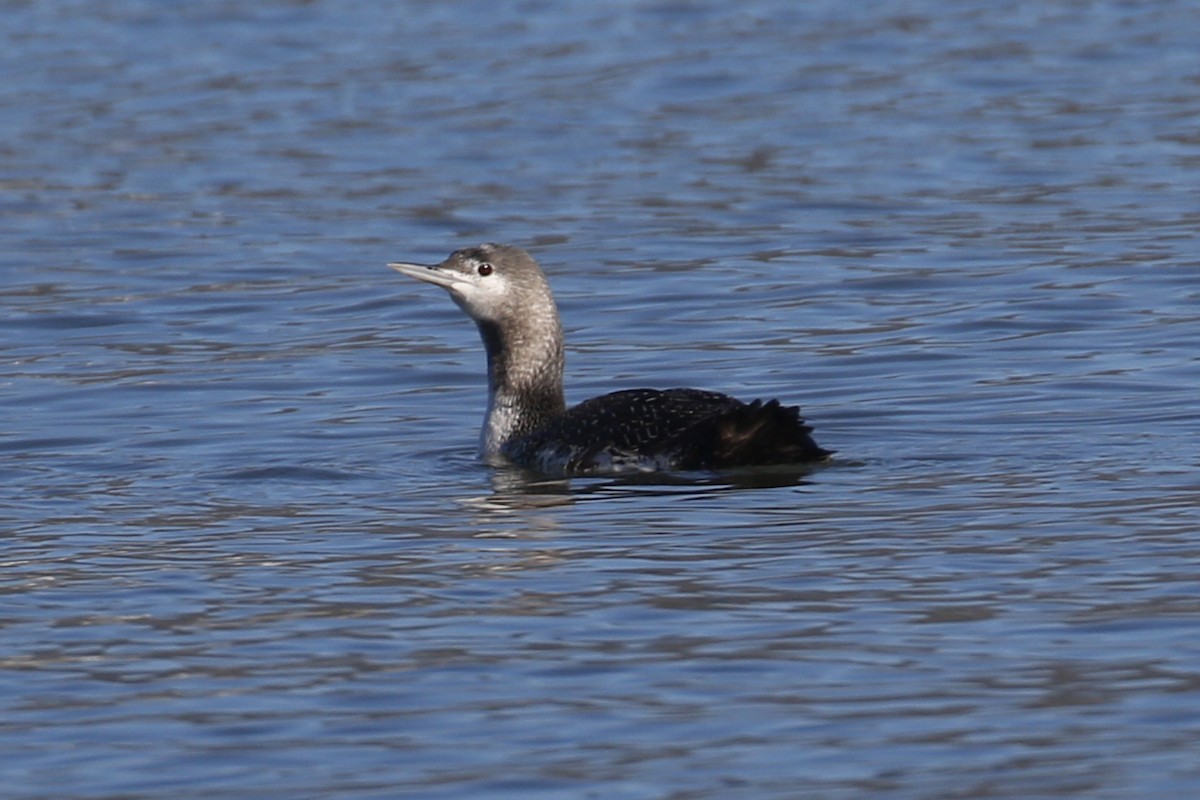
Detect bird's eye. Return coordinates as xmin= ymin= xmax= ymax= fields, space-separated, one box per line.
xmin=477 ymin=262 xmax=494 ymax=277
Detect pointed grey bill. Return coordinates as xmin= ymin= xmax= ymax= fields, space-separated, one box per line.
xmin=388 ymin=261 xmax=465 ymax=289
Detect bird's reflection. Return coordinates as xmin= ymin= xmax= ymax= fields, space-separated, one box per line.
xmin=460 ymin=461 xmax=831 ymax=514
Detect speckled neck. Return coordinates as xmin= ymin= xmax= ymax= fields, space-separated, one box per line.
xmin=475 ymin=313 xmax=566 ymax=462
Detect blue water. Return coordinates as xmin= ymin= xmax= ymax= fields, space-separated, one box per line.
xmin=3 ymin=1 xmax=1199 ymax=797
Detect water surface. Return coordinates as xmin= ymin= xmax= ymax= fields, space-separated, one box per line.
xmin=3 ymin=1 xmax=1199 ymax=798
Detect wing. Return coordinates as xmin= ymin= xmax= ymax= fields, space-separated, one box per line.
xmin=502 ymin=388 xmax=742 ymax=472
xmin=504 ymin=387 xmax=828 ymax=474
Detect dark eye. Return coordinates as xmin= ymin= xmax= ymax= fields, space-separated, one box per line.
xmin=477 ymin=262 xmax=494 ymax=277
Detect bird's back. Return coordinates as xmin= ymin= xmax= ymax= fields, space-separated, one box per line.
xmin=502 ymin=388 xmax=830 ymax=475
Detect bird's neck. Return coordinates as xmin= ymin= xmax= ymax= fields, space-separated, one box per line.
xmin=477 ymin=318 xmax=566 ymax=461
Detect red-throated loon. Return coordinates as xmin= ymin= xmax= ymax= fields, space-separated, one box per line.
xmin=389 ymin=243 xmax=831 ymax=475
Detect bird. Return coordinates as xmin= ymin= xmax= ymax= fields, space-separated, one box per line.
xmin=388 ymin=243 xmax=830 ymax=476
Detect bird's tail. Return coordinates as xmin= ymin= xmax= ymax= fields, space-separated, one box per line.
xmin=707 ymin=399 xmax=831 ymax=469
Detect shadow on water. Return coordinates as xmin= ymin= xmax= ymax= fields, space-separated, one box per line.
xmin=472 ymin=460 xmax=840 ymax=511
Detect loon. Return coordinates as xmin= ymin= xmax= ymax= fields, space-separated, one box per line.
xmin=388 ymin=243 xmax=830 ymax=475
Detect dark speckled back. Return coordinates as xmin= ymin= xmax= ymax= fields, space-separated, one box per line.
xmin=502 ymin=388 xmax=829 ymax=475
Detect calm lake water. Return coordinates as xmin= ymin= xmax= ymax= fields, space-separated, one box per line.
xmin=3 ymin=1 xmax=1199 ymax=797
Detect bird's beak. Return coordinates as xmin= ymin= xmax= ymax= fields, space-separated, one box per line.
xmin=388 ymin=261 xmax=465 ymax=290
